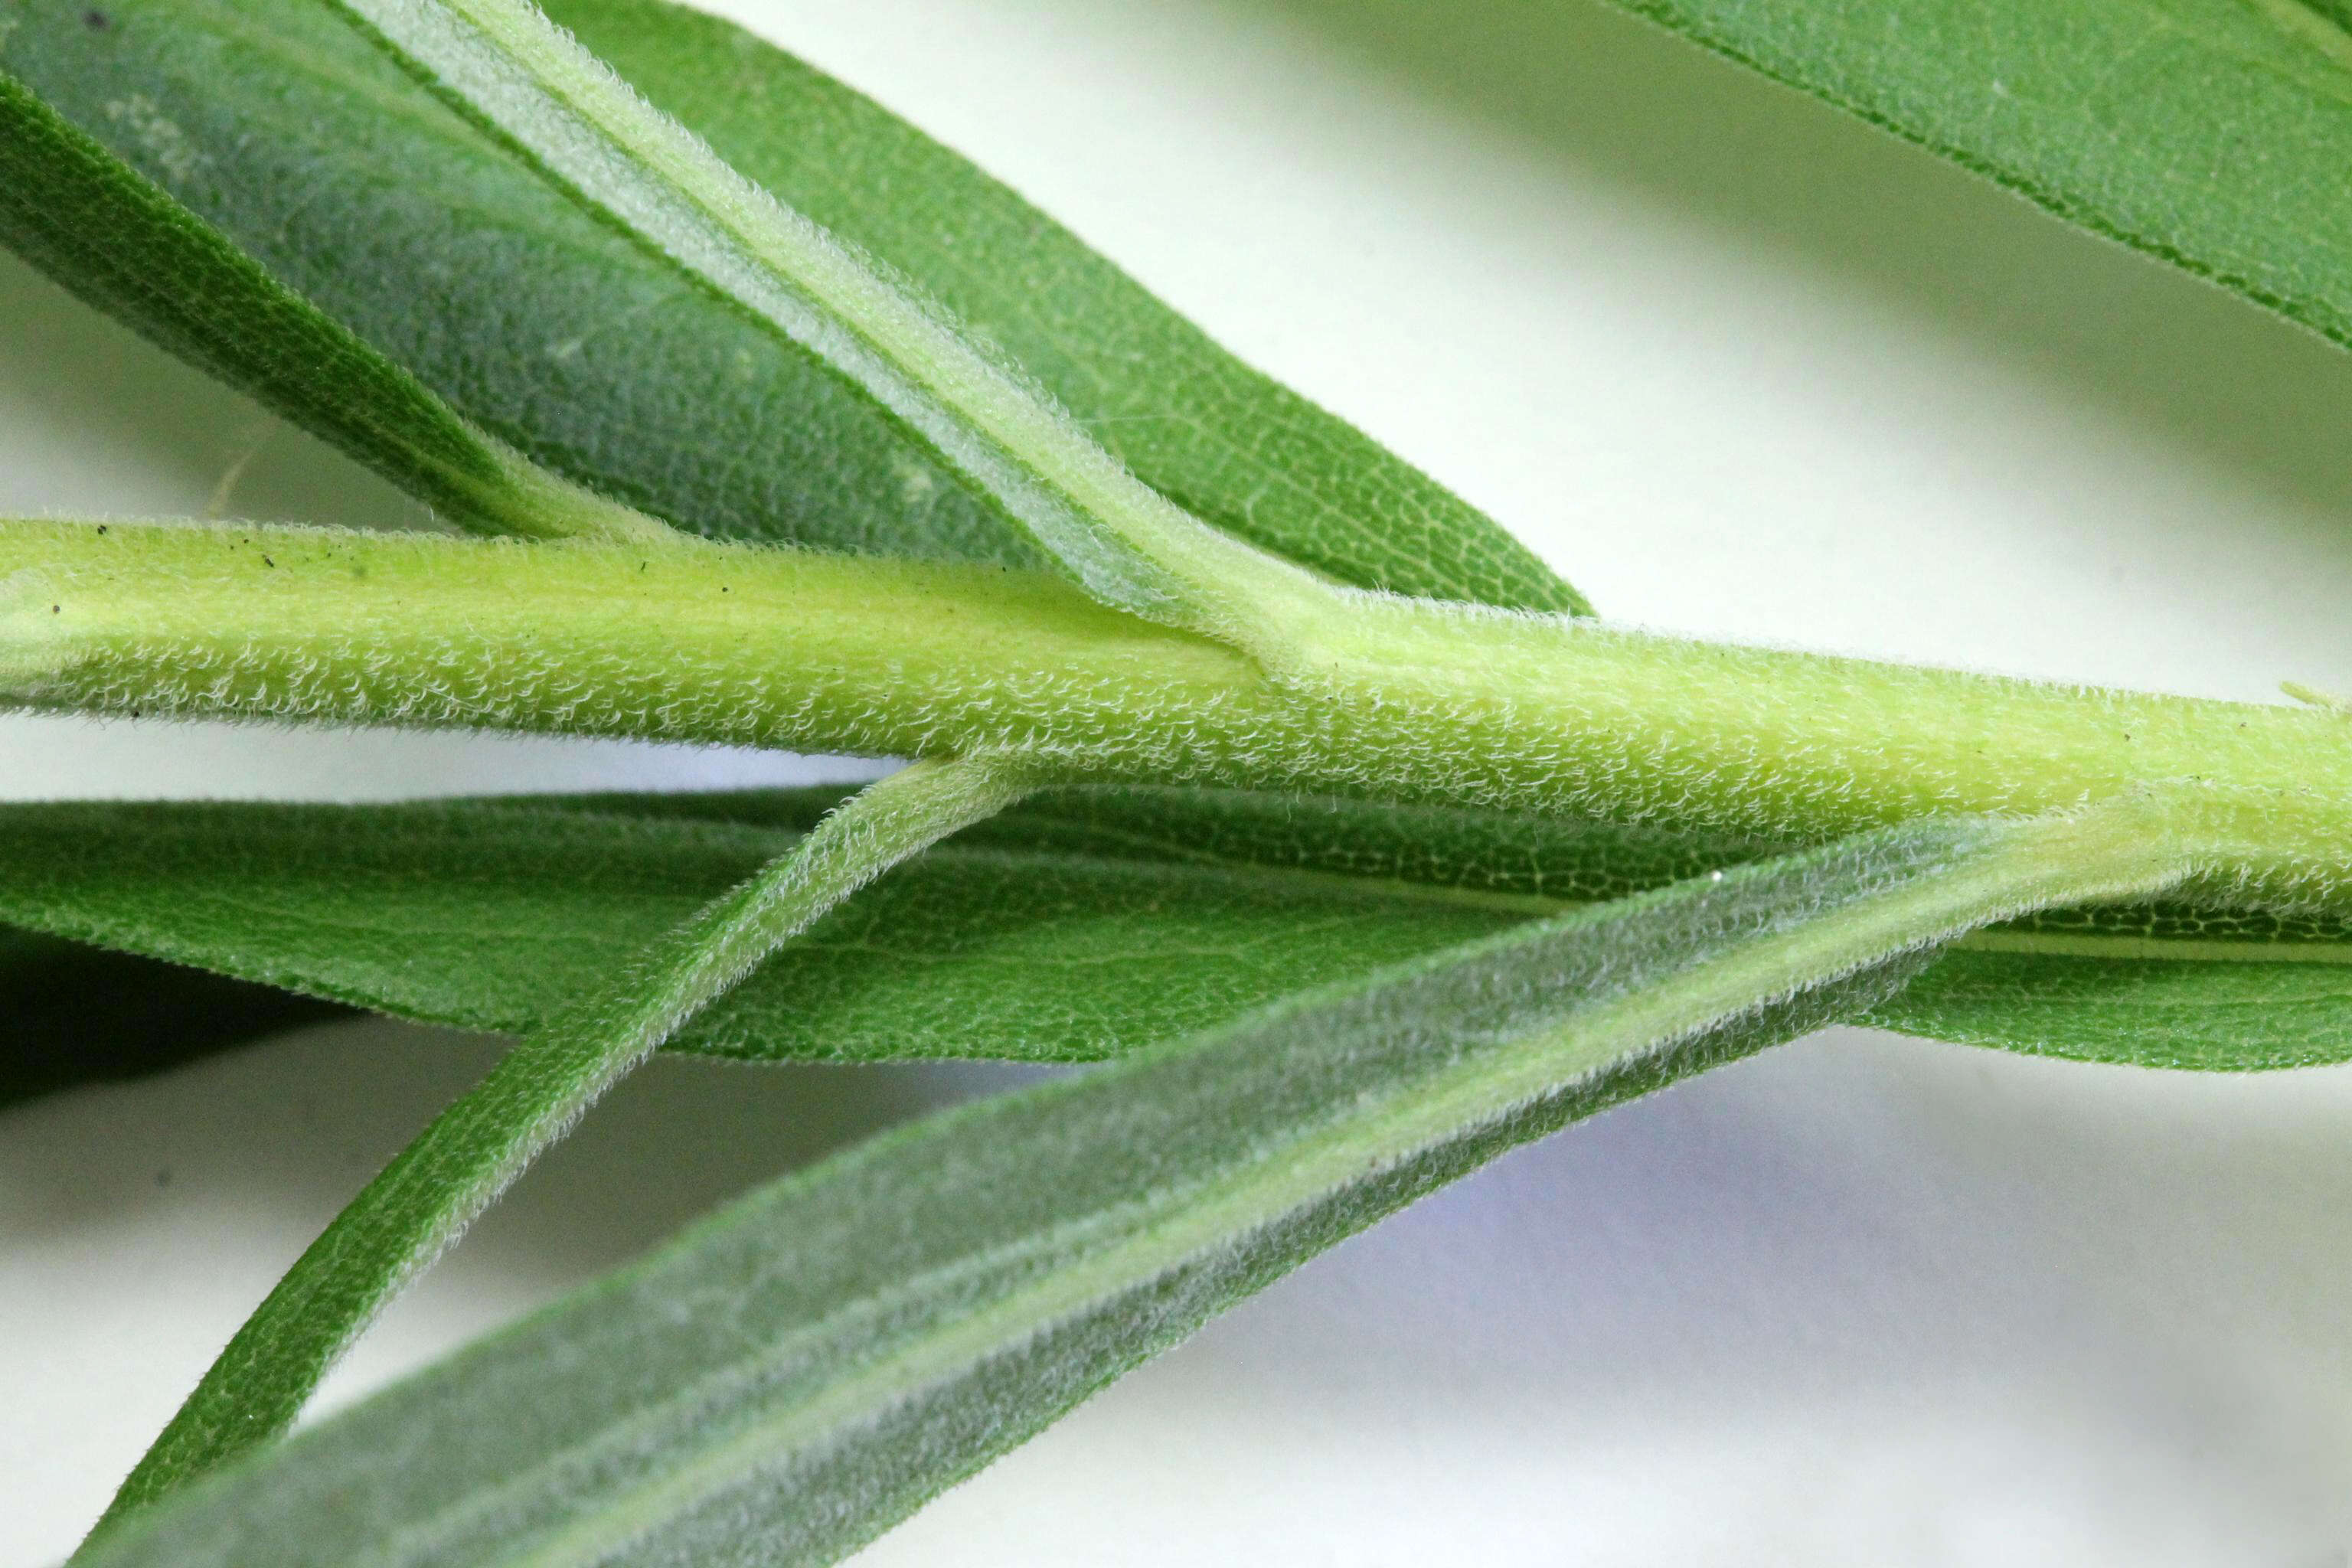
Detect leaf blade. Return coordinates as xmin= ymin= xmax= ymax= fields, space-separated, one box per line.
xmin=328 ymin=0 xmax=1351 ymax=639
xmin=1874 ymin=935 xmax=2352 ymax=1070
xmin=0 ymin=0 xmax=1581 ymax=610
xmin=71 ymin=808 xmax=2190 ymax=1567
xmin=549 ymin=0 xmax=1585 ymax=613
xmin=0 ymin=67 xmax=648 ymax=541
xmin=11 ymin=786 xmax=2351 ymax=1096
xmin=86 ymin=758 xmax=1043 ymax=1535
xmin=1613 ymin=0 xmax=2352 ymax=354
xmin=0 ymin=789 xmax=1543 ymax=1072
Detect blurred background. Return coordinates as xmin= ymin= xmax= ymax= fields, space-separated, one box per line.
xmin=8 ymin=0 xmax=2352 ymax=1561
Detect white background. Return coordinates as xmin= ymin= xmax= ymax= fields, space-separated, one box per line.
xmin=8 ymin=0 xmax=2352 ymax=1562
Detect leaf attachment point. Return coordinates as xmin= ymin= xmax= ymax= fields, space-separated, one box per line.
xmin=77 ymin=804 xmax=2197 ymax=1567
xmin=85 ymin=752 xmax=1047 ymax=1544
xmin=0 ymin=68 xmax=662 ymax=546
xmin=329 ymin=0 xmax=1330 ymax=646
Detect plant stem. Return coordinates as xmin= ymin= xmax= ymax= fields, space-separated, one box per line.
xmin=6 ymin=517 xmax=2349 ymax=906
xmin=83 ymin=752 xmax=1045 ymax=1543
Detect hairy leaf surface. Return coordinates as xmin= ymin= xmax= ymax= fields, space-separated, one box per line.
xmin=554 ymin=0 xmax=1579 ymax=610
xmin=1872 ymin=939 xmax=2352 ymax=1070
xmin=77 ymin=812 xmax=2168 ymax=1567
xmin=1619 ymin=0 xmax=2352 ymax=352
xmin=0 ymin=0 xmax=1578 ymax=610
xmin=0 ymin=794 xmax=1537 ymax=1072
xmin=0 ymin=72 xmax=642 ymax=541
xmin=9 ymin=789 xmax=2342 ymax=1109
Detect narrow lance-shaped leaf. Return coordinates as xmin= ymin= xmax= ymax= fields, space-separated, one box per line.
xmin=326 ymin=0 xmax=1352 ymax=642
xmin=77 ymin=805 xmax=2199 ymax=1568
xmin=545 ymin=0 xmax=1582 ymax=612
xmin=0 ymin=0 xmax=1582 ymax=610
xmin=88 ymin=755 xmax=1044 ymax=1538
xmin=0 ymin=792 xmax=1563 ymax=1076
xmin=1612 ymin=0 xmax=2352 ymax=354
xmin=0 ymin=70 xmax=657 ymax=543
xmin=8 ymin=786 xmax=2352 ymax=1100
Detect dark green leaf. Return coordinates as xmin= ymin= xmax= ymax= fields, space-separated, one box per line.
xmin=9 ymin=787 xmax=2350 ymax=1101
xmin=0 ymin=927 xmax=343 ymax=1109
xmin=1874 ymin=929 xmax=2352 ymax=1071
xmin=0 ymin=70 xmax=632 ymax=539
xmin=1609 ymin=0 xmax=2352 ymax=354
xmin=0 ymin=0 xmax=1583 ymax=609
xmin=557 ymin=781 xmax=1779 ymax=902
xmin=551 ymin=0 xmax=1584 ymax=612
xmin=0 ymin=794 xmax=1544 ymax=1072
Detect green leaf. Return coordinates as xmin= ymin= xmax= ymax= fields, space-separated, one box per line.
xmin=329 ymin=0 xmax=1350 ymax=639
xmin=0 ymin=791 xmax=1557 ymax=1075
xmin=573 ymin=781 xmax=1779 ymax=903
xmin=554 ymin=788 xmax=2352 ymax=1075
xmin=1874 ymin=912 xmax=2352 ymax=1071
xmin=0 ymin=70 xmax=655 ymax=542
xmin=1612 ymin=0 xmax=2352 ymax=354
xmin=0 ymin=0 xmax=1583 ymax=612
xmin=11 ymin=786 xmax=2351 ymax=1099
xmin=90 ymin=756 xmax=1044 ymax=1537
xmin=554 ymin=0 xmax=1581 ymax=612
xmin=71 ymin=809 xmax=2190 ymax=1568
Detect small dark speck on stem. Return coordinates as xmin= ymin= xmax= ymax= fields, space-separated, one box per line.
xmin=83 ymin=8 xmax=111 ymax=30
xmin=94 ymin=524 xmax=108 ymax=535
xmin=51 ymin=606 xmax=60 ymax=614
xmin=263 ymin=556 xmax=276 ymax=569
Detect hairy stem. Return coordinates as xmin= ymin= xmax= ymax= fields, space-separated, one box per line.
xmin=84 ymin=753 xmax=1044 ymax=1542
xmin=5 ymin=518 xmax=2349 ymax=905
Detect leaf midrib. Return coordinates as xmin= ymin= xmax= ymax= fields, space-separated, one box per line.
xmin=349 ymin=831 xmax=2066 ymax=1566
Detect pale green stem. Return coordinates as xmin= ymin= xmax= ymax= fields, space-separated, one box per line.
xmin=326 ymin=0 xmax=1318 ymax=642
xmin=83 ymin=752 xmax=1045 ymax=1543
xmin=6 ymin=518 xmax=2351 ymax=906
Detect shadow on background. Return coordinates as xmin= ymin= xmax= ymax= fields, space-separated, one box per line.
xmin=0 ymin=1017 xmax=1057 ymax=1287
xmin=0 ymin=250 xmax=433 ymax=530
xmin=1235 ymin=0 xmax=2352 ymax=532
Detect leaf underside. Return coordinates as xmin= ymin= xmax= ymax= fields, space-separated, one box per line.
xmin=80 ymin=814 xmax=2099 ymax=1568
xmin=0 ymin=70 xmax=528 ymax=531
